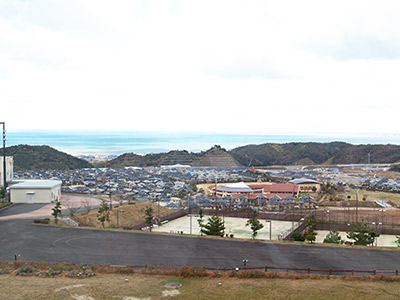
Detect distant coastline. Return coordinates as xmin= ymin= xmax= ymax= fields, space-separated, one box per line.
xmin=6 ymin=130 xmax=400 ymax=156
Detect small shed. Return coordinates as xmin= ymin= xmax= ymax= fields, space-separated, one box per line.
xmin=9 ymin=180 xmax=62 ymax=204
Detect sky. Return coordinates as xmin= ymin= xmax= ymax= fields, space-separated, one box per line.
xmin=1 ymin=0 xmax=400 ymax=137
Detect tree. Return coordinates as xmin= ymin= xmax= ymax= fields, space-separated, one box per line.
xmin=64 ymin=200 xmax=80 ymax=217
xmin=51 ymin=200 xmax=62 ymax=224
xmin=197 ymin=208 xmax=205 ymax=235
xmin=144 ymin=206 xmax=154 ymax=232
xmin=323 ymin=230 xmax=344 ymax=244
xmin=395 ymin=236 xmax=400 ymax=247
xmin=306 ymin=217 xmax=317 ymax=231
xmin=191 ymin=182 xmax=198 ymax=192
xmin=347 ymin=221 xmax=379 ymax=246
xmin=81 ymin=198 xmax=93 ymax=214
xmin=305 ymin=231 xmax=317 ymax=243
xmin=246 ymin=210 xmax=264 ymax=239
xmin=201 ymin=215 xmax=225 ymax=236
xmin=97 ymin=200 xmax=110 ymax=228
xmin=0 ymin=186 xmax=5 ymax=200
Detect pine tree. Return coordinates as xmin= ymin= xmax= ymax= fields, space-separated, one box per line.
xmin=323 ymin=230 xmax=343 ymax=244
xmin=52 ymin=200 xmax=62 ymax=224
xmin=201 ymin=215 xmax=225 ymax=236
xmin=97 ymin=201 xmax=110 ymax=228
xmin=246 ymin=210 xmax=264 ymax=239
xmin=144 ymin=206 xmax=154 ymax=231
xmin=347 ymin=221 xmax=379 ymax=246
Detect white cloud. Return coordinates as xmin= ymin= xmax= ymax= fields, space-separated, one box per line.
xmin=1 ymin=0 xmax=400 ymax=138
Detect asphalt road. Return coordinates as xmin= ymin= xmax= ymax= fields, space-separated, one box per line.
xmin=0 ymin=205 xmax=399 ymax=271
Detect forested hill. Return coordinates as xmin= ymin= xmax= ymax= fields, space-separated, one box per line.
xmin=105 ymin=146 xmax=241 ymax=168
xmin=5 ymin=142 xmax=400 ymax=170
xmin=230 ymin=142 xmax=400 ymax=166
xmin=6 ymin=145 xmax=92 ymax=170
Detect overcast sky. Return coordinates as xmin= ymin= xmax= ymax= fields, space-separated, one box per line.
xmin=1 ymin=0 xmax=400 ymax=137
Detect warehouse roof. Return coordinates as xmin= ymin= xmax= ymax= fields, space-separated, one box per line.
xmin=8 ymin=180 xmax=62 ymax=190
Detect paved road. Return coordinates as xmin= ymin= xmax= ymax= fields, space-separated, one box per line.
xmin=0 ymin=205 xmax=399 ymax=271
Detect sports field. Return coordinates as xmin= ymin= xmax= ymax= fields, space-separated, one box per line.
xmin=153 ymin=215 xmax=294 ymax=240
xmin=315 ymin=230 xmax=399 ymax=247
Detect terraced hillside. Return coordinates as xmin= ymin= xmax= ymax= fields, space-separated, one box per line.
xmin=193 ymin=146 xmax=241 ymax=167
xmin=159 ymin=150 xmax=197 ymax=166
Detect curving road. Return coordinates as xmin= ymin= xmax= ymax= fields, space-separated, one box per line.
xmin=0 ymin=204 xmax=399 ymax=271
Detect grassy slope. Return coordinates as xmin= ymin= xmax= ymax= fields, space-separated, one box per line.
xmin=1 ymin=274 xmax=400 ymax=300
xmin=73 ymin=201 xmax=173 ymax=228
xmin=342 ymin=190 xmax=400 ymax=206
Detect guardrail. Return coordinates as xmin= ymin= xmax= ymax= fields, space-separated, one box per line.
xmin=107 ymin=264 xmax=400 ymax=277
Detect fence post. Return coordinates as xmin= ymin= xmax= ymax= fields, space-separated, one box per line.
xmin=286 ymin=267 xmax=289 ymax=273
xmin=264 ymin=266 xmax=268 ymax=272
xmin=329 ymin=269 xmax=332 ymax=275
xmin=396 ymin=270 xmax=398 ymax=276
xmin=307 ymin=268 xmax=310 ymax=274
xmin=351 ymin=269 xmax=354 ymax=276
xmin=373 ymin=270 xmax=376 ymax=276
xmin=223 ymin=268 xmax=226 ymax=272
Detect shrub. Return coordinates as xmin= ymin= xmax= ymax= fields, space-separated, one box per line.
xmin=291 ymin=232 xmax=305 ymax=241
xmin=33 ymin=218 xmax=50 ymax=224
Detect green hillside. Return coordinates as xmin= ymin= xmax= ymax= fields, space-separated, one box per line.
xmin=6 ymin=145 xmax=93 ymax=170
xmin=105 ymin=146 xmax=241 ymax=168
xmin=230 ymin=142 xmax=400 ymax=166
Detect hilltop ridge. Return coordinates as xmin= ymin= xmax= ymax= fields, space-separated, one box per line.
xmin=6 ymin=142 xmax=400 ymax=170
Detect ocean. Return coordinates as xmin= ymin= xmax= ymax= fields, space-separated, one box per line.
xmin=6 ymin=130 xmax=400 ymax=156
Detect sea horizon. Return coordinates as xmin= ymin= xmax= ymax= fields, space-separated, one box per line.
xmin=6 ymin=130 xmax=400 ymax=157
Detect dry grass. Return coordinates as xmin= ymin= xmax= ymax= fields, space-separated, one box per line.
xmin=1 ymin=261 xmax=400 ymax=299
xmin=1 ymin=272 xmax=400 ymax=300
xmin=344 ymin=190 xmax=400 ymax=206
xmin=73 ymin=201 xmax=171 ymax=229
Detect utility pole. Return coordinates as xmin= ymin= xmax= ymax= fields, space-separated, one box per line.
xmin=356 ymin=189 xmax=359 ymax=224
xmin=1 ymin=122 xmax=7 ymax=202
xmin=108 ymin=179 xmax=112 ymax=210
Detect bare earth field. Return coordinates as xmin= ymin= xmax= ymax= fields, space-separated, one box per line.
xmin=1 ymin=273 xmax=400 ymax=300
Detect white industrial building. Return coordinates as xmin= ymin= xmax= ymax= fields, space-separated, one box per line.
xmin=8 ymin=180 xmax=62 ymax=204
xmin=1 ymin=155 xmax=62 ymax=203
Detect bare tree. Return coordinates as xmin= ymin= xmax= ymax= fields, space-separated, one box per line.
xmin=81 ymin=198 xmax=93 ymax=214
xmin=64 ymin=200 xmax=80 ymax=217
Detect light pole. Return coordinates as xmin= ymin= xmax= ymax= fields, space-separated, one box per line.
xmin=347 ymin=201 xmax=350 ymax=225
xmin=327 ymin=210 xmax=330 ymax=231
xmin=108 ymin=179 xmax=112 ymax=210
xmin=116 ymin=209 xmax=124 ymax=228
xmin=379 ymin=208 xmax=386 ymax=225
xmin=372 ymin=222 xmax=381 ymax=246
xmin=266 ymin=220 xmax=272 ymax=240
